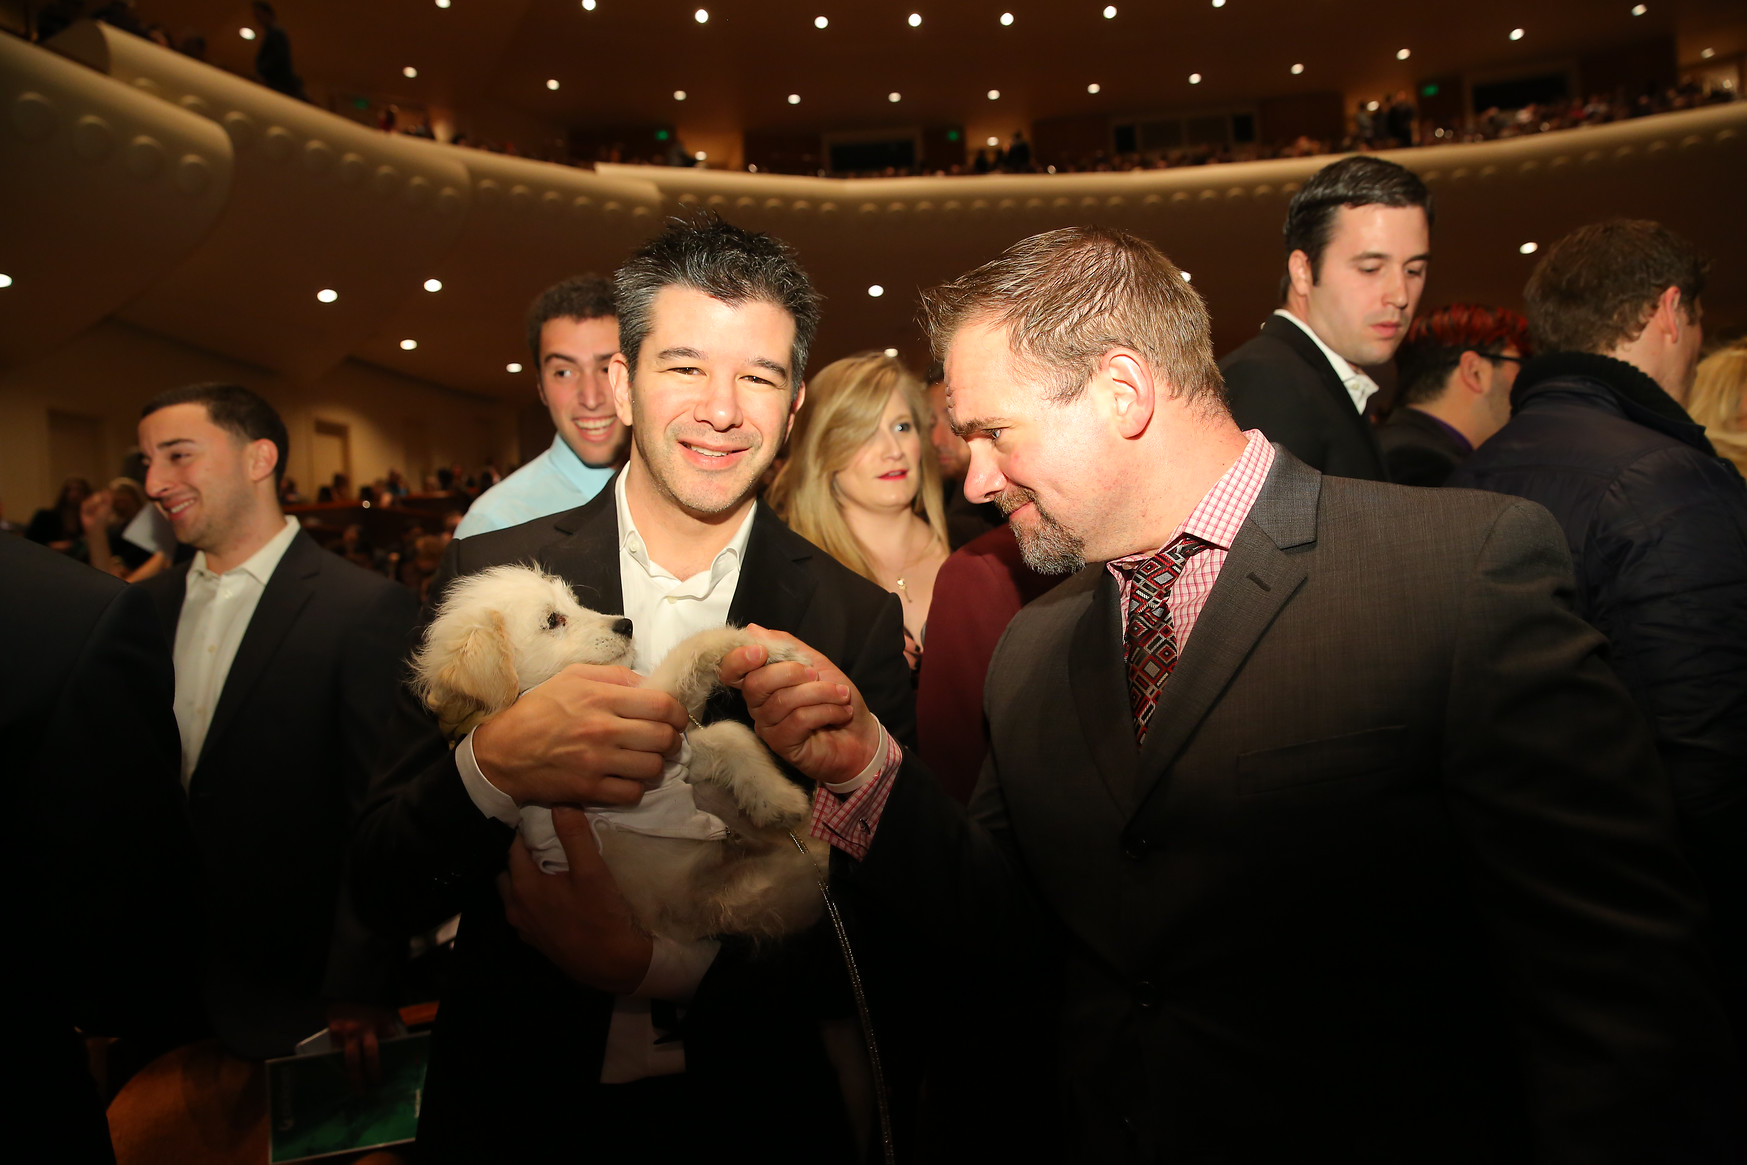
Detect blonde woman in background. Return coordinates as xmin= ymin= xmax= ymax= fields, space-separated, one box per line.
xmin=1689 ymin=340 xmax=1747 ymax=477
xmin=769 ymin=352 xmax=949 ymax=667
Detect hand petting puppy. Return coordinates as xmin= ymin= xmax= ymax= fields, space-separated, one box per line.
xmin=499 ymin=806 xmax=653 ymax=994
xmin=721 ymin=624 xmax=882 ymax=787
xmin=472 ymin=663 xmax=689 ymax=808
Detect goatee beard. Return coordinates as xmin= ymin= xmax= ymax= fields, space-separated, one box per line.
xmin=998 ymin=485 xmax=1085 ymax=575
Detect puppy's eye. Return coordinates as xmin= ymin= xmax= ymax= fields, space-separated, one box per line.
xmin=545 ymin=610 xmax=566 ymax=630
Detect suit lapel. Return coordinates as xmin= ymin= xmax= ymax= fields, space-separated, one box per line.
xmin=197 ymin=533 xmax=319 ymax=768
xmin=1068 ymin=568 xmax=1143 ymax=813
xmin=1262 ymin=315 xmax=1385 ymax=464
xmin=540 ymin=486 xmax=625 ymax=616
xmin=1128 ymin=452 xmax=1320 ymax=820
xmin=147 ymin=565 xmax=190 ymax=640
xmin=725 ymin=504 xmax=815 ymax=632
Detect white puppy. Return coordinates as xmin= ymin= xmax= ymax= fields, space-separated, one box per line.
xmin=412 ymin=564 xmax=828 ymax=942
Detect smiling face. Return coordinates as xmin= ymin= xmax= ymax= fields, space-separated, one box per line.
xmin=139 ymin=402 xmax=276 ymax=555
xmin=945 ymin=320 xmax=1120 ymax=574
xmin=611 ymin=286 xmax=801 ymax=520
xmin=1294 ymin=203 xmax=1430 ymax=368
xmin=834 ymin=387 xmax=925 ymax=515
xmin=538 ymin=314 xmax=627 ymax=468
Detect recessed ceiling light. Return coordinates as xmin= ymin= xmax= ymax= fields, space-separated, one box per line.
xmin=316 ymin=288 xmax=337 ymax=303
xmin=435 ymin=0 xmax=450 ymax=8
xmin=0 ymin=273 xmax=13 ymax=288
xmin=814 ymin=15 xmax=828 ymax=28
xmin=239 ymin=26 xmax=256 ymax=40
xmin=1290 ymin=63 xmax=1304 ymax=74
xmin=1366 ymin=99 xmax=1380 ymax=111
xmin=987 ymin=88 xmax=1001 ymax=99
xmin=986 ymin=135 xmax=999 ymax=146
xmin=787 ymin=93 xmax=801 ymax=104
xmin=1509 ymin=27 xmax=1524 ymax=40
xmin=868 ymin=284 xmax=885 ymax=297
xmin=1189 ymin=72 xmax=1202 ymax=84
xmin=694 ymin=8 xmax=709 ymax=22
xmin=1702 ymin=47 xmax=1715 ymax=58
xmin=546 ymin=78 xmax=559 ymax=90
xmin=674 ymin=89 xmax=687 ymax=100
xmin=1103 ymin=5 xmax=1117 ymax=17
xmin=883 ymin=347 xmax=899 ymax=357
xmin=403 ymin=66 xmax=418 ymax=78
xmin=1181 ymin=271 xmax=1193 ymax=282
xmin=400 ymin=339 xmax=418 ymax=350
xmin=1000 ymin=11 xmax=1014 ymax=24
xmin=1396 ymin=48 xmax=1410 ymax=59
xmin=582 ymin=0 xmax=596 ymax=9
xmin=907 ymin=12 xmax=922 ymax=27
xmin=1519 ymin=241 xmax=1539 ymax=254
xmin=889 ymin=91 xmax=902 ymax=102
xmin=507 ymin=362 xmax=523 ymax=373
xmin=1088 ymin=82 xmax=1102 ymax=93
xmin=424 ymin=278 xmax=443 ymax=292
xmin=1631 ymin=3 xmax=1646 ymax=13
xmin=1211 ymin=0 xmax=1225 ymax=6
xmin=695 ymin=150 xmax=707 ymax=160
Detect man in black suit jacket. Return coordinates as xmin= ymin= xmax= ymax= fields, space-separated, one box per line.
xmin=135 ymin=384 xmax=416 ymax=1063
xmin=351 ymin=218 xmax=914 ymax=1162
xmin=733 ymin=227 xmax=1741 ymax=1162
xmin=1 ymin=536 xmax=202 ymax=1163
xmin=1380 ymin=302 xmax=1530 ymax=486
xmin=1221 ymin=155 xmax=1433 ymax=480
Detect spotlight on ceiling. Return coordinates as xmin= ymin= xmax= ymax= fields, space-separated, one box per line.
xmin=908 ymin=12 xmax=921 ymax=27
xmin=787 ymin=93 xmax=801 ymax=104
xmin=507 ymin=362 xmax=523 ymax=373
xmin=1631 ymin=3 xmax=1647 ymax=13
xmin=239 ymin=26 xmax=255 ymax=39
xmin=546 ymin=78 xmax=559 ymax=90
xmin=814 ymin=15 xmax=828 ymax=28
xmin=694 ymin=8 xmax=709 ymax=23
xmin=1290 ymin=63 xmax=1304 ymax=74
xmin=400 ymin=339 xmax=418 ymax=350
xmin=1519 ymin=241 xmax=1539 ymax=254
xmin=674 ymin=89 xmax=687 ymax=100
xmin=435 ymin=0 xmax=450 ymax=8
xmin=1396 ymin=47 xmax=1411 ymax=59
xmin=987 ymin=135 xmax=999 ymax=146
xmin=1702 ymin=47 xmax=1715 ymax=58
xmin=1000 ymin=12 xmax=1014 ymax=25
xmin=0 ymin=273 xmax=13 ymax=288
xmin=1103 ymin=5 xmax=1117 ymax=17
xmin=1088 ymin=82 xmax=1102 ymax=93
xmin=883 ymin=347 xmax=899 ymax=358
xmin=987 ymin=88 xmax=1001 ymax=99
xmin=1189 ymin=72 xmax=1202 ymax=84
xmin=403 ymin=66 xmax=418 ymax=78
xmin=868 ymin=284 xmax=885 ymax=297
xmin=316 ymin=288 xmax=337 ymax=303
xmin=582 ymin=0 xmax=596 ymax=9
xmin=889 ymin=91 xmax=902 ymax=102
xmin=1510 ymin=27 xmax=1524 ymax=40
xmin=424 ymin=278 xmax=442 ymax=292
xmin=1212 ymin=0 xmax=1225 ymax=6
xmin=695 ymin=150 xmax=707 ymax=160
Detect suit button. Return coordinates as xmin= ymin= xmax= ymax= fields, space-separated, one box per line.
xmin=1122 ymin=836 xmax=1149 ymax=861
xmin=1134 ymin=980 xmax=1157 ymax=1011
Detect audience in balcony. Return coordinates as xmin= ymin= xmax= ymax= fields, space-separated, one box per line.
xmin=249 ymin=1 xmax=305 ymax=101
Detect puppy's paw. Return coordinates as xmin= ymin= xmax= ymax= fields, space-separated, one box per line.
xmin=687 ymin=720 xmax=811 ymax=829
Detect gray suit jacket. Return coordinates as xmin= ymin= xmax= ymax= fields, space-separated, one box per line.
xmin=849 ymin=450 xmax=1739 ymax=1163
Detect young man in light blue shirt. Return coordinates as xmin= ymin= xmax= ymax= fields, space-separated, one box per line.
xmin=455 ymin=276 xmax=629 ymax=538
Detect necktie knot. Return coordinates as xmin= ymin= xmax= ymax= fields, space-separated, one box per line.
xmin=1125 ymin=536 xmax=1210 ymax=743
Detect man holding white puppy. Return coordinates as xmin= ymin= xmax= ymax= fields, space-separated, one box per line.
xmin=353 ymin=217 xmax=914 ymax=1162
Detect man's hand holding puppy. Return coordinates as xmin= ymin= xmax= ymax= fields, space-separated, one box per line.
xmin=471 ymin=662 xmax=690 ymax=808
xmin=722 ymin=625 xmax=883 ymax=787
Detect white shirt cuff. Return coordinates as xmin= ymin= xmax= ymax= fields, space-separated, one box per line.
xmin=632 ymin=936 xmax=721 ymax=1002
xmin=822 ymin=718 xmax=888 ymax=796
xmin=457 ymin=729 xmax=521 ymax=826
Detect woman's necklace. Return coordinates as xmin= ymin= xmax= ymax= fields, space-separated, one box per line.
xmin=881 ymin=524 xmax=934 ymax=604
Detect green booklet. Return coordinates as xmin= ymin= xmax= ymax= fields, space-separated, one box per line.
xmin=265 ymin=1033 xmax=430 ymax=1163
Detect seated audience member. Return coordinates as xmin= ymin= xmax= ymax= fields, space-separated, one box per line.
xmin=926 ymin=363 xmax=1003 ymax=547
xmin=1451 ymin=220 xmax=1747 ymax=1029
xmin=1689 ymin=340 xmax=1747 ymax=476
xmin=80 ymin=477 xmax=167 ymax=580
xmin=135 ymin=384 xmax=417 ymax=1063
xmin=1222 ymin=156 xmax=1432 ymax=480
xmin=915 ymin=524 xmax=1060 ymax=802
xmin=456 ymin=275 xmax=626 ymax=538
xmin=352 ymin=218 xmax=914 ymax=1163
xmin=27 ymin=475 xmax=92 ymax=551
xmin=2 ymin=534 xmax=201 ymax=1162
xmin=1381 ymin=304 xmax=1532 ymax=486
xmin=730 ymin=226 xmax=1742 ymax=1161
xmin=769 ymin=351 xmax=949 ymax=667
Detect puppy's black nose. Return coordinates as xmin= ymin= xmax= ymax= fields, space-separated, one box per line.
xmin=611 ymin=618 xmax=633 ymax=639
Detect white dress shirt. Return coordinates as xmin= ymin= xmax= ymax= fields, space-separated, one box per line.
xmin=456 ymin=472 xmax=758 ymax=1083
xmin=1272 ymin=308 xmax=1381 ymax=414
xmin=172 ymin=515 xmax=301 ymax=788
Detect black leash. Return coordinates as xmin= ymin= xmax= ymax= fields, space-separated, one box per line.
xmin=789 ymin=831 xmax=896 ymax=1165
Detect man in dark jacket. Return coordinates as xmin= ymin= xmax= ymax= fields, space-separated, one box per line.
xmin=1450 ymin=219 xmax=1747 ymax=1027
xmin=1381 ymin=303 xmax=1531 ymax=486
xmin=1221 ymin=156 xmax=1431 ymax=481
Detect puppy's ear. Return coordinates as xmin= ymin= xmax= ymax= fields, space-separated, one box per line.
xmin=426 ymin=611 xmax=519 ymax=735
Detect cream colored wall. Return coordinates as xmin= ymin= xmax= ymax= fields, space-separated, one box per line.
xmin=0 ymin=320 xmax=518 ymax=517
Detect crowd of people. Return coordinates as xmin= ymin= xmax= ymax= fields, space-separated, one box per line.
xmin=10 ymin=122 xmax=1747 ymax=1165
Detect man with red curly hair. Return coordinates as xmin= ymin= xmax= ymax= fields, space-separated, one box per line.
xmin=1381 ymin=304 xmax=1531 ymax=486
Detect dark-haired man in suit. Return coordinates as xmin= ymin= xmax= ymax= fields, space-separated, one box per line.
xmin=730 ymin=226 xmax=1742 ymax=1162
xmin=351 ymin=218 xmax=914 ymax=1162
xmin=136 ymin=384 xmax=416 ymax=1067
xmin=1221 ymin=155 xmax=1432 ymax=480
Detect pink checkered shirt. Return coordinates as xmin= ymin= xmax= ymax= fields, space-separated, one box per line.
xmin=810 ymin=431 xmax=1276 ymax=861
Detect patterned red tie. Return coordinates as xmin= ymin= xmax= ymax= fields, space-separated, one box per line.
xmin=1125 ymin=537 xmax=1210 ymax=743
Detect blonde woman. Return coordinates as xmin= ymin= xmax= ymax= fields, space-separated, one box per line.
xmin=1689 ymin=341 xmax=1747 ymax=477
xmin=769 ymin=352 xmax=949 ymax=667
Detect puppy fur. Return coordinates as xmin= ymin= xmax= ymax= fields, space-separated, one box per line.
xmin=414 ymin=564 xmax=827 ymax=942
